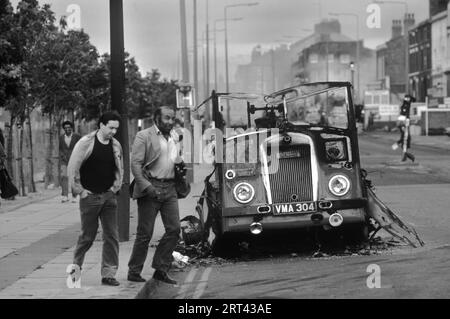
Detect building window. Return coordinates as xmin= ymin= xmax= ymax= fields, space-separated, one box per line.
xmin=373 ymin=95 xmax=380 ymax=104
xmin=309 ymin=54 xmax=318 ymax=64
xmin=340 ymin=54 xmax=350 ymax=64
xmin=377 ymin=56 xmax=385 ymax=79
xmin=328 ymin=54 xmax=334 ymax=63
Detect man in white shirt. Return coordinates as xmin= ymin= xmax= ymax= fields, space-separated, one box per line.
xmin=59 ymin=121 xmax=81 ymax=202
xmin=127 ymin=106 xmax=183 ymax=285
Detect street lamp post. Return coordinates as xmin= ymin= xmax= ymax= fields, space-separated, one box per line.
xmin=329 ymin=12 xmax=360 ymax=102
xmin=224 ymin=2 xmax=258 ymax=123
xmin=201 ymin=30 xmax=213 ymax=100
xmin=193 ymin=0 xmax=198 ymax=111
xmin=214 ymin=17 xmax=243 ymax=91
xmin=109 ymin=0 xmax=129 ymax=242
xmin=373 ymin=0 xmax=410 ymax=94
xmin=205 ymin=0 xmax=211 ymax=124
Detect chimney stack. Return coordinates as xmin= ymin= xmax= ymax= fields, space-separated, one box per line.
xmin=392 ymin=19 xmax=402 ymax=39
xmin=403 ymin=13 xmax=415 ymax=35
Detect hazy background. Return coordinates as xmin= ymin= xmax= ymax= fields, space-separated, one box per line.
xmin=11 ymin=0 xmax=429 ymax=79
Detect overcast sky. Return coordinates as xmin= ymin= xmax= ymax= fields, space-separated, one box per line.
xmin=12 ymin=0 xmax=429 ymax=80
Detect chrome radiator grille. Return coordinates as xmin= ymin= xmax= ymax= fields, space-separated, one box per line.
xmin=268 ymin=144 xmax=313 ymax=203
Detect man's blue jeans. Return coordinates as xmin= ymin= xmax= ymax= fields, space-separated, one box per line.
xmin=73 ymin=191 xmax=119 ymax=278
xmin=128 ymin=181 xmax=180 ymax=275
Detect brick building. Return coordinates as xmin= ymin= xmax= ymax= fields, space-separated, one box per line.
xmin=234 ymin=44 xmax=291 ymax=94
xmin=295 ymin=20 xmax=376 ymax=103
xmin=234 ymin=20 xmax=359 ymax=95
xmin=409 ymin=19 xmax=432 ymax=102
xmin=430 ymin=0 xmax=449 ymax=16
xmin=376 ymin=19 xmax=409 ymax=104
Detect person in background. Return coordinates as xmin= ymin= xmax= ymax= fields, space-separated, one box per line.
xmin=59 ymin=121 xmax=81 ymax=203
xmin=393 ymin=95 xmax=416 ymax=162
xmin=0 ymin=128 xmax=5 ymax=148
xmin=0 ymin=138 xmax=6 ymax=169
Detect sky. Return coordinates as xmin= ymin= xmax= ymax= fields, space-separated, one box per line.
xmin=11 ymin=0 xmax=429 ymax=80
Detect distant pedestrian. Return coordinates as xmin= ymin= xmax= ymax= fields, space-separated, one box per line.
xmin=59 ymin=121 xmax=81 ymax=203
xmin=0 ymin=140 xmax=18 ymax=201
xmin=127 ymin=106 xmax=183 ymax=285
xmin=0 ymin=128 xmax=5 ymax=148
xmin=67 ymin=111 xmax=123 ymax=286
xmin=393 ymin=95 xmax=416 ymax=162
xmin=0 ymin=135 xmax=6 ymax=164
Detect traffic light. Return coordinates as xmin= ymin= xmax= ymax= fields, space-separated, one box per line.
xmin=176 ymin=83 xmax=195 ymax=109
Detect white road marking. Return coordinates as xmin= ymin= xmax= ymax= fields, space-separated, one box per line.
xmin=176 ymin=267 xmax=198 ymax=299
xmin=192 ymin=267 xmax=212 ymax=299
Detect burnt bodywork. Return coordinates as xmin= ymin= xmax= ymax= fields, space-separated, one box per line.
xmin=195 ymin=81 xmax=423 ymax=248
xmin=202 ymin=82 xmax=367 ymax=237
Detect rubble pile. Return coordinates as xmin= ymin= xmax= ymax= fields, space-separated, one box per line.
xmin=173 ymin=240 xmax=234 ymax=267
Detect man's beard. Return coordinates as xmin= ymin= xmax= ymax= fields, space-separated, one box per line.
xmin=158 ymin=123 xmax=172 ymax=134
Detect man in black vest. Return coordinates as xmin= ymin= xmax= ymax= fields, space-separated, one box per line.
xmin=68 ymin=111 xmax=124 ymax=286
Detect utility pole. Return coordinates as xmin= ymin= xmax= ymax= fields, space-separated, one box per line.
xmin=180 ymin=0 xmax=190 ymax=83
xmin=271 ymin=48 xmax=276 ymax=91
xmin=214 ymin=23 xmax=219 ymax=90
xmin=179 ymin=0 xmax=193 ymax=182
xmin=325 ymin=36 xmax=329 ymax=81
xmin=109 ymin=0 xmax=129 ymax=242
xmin=193 ymin=0 xmax=199 ymax=109
xmin=205 ymin=0 xmax=210 ymax=124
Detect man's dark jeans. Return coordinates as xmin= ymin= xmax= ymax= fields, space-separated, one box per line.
xmin=128 ymin=182 xmax=180 ymax=275
xmin=73 ymin=191 xmax=119 ymax=278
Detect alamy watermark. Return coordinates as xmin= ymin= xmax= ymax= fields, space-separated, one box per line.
xmin=66 ymin=264 xmax=81 ymax=289
xmin=366 ymin=3 xmax=381 ymax=29
xmin=366 ymin=264 xmax=381 ymax=289
xmin=65 ymin=4 xmax=81 ymax=30
xmin=179 ymin=120 xmax=280 ymax=172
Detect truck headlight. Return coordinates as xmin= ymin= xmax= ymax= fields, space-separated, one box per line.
xmin=233 ymin=182 xmax=255 ymax=204
xmin=328 ymin=175 xmax=350 ymax=197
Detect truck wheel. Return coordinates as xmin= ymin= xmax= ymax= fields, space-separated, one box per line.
xmin=344 ymin=224 xmax=369 ymax=245
xmin=211 ymin=234 xmax=239 ymax=258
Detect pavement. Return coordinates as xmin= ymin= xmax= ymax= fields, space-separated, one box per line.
xmin=0 ymin=164 xmax=213 ymax=299
xmin=0 ymin=131 xmax=447 ymax=299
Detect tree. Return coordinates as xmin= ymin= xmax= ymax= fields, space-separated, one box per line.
xmin=0 ymin=0 xmax=22 ymax=107
xmin=30 ymin=26 xmax=101 ymax=186
xmin=6 ymin=1 xmax=101 ymax=188
xmin=77 ymin=54 xmax=180 ymax=121
xmin=138 ymin=69 xmax=179 ymax=118
xmin=1 ymin=0 xmax=57 ymax=193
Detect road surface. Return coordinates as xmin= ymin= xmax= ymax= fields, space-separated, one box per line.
xmin=145 ymin=133 xmax=450 ymax=299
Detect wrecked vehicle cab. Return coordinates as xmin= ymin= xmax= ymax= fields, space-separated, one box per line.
xmin=197 ymin=82 xmax=369 ymax=249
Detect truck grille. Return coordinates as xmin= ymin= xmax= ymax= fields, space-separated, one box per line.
xmin=268 ymin=144 xmax=313 ymax=203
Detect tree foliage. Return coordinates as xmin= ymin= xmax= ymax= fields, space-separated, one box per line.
xmin=1 ymin=0 xmax=180 ymax=121
xmin=0 ymin=0 xmax=23 ymax=106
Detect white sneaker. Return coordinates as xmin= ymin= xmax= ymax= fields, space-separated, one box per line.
xmin=71 ymin=195 xmax=78 ymax=203
xmin=61 ymin=196 xmax=69 ymax=203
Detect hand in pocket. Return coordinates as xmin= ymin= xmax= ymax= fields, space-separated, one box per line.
xmin=144 ymin=185 xmax=160 ymax=198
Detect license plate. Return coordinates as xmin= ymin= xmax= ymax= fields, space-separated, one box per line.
xmin=272 ymin=202 xmax=317 ymax=215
